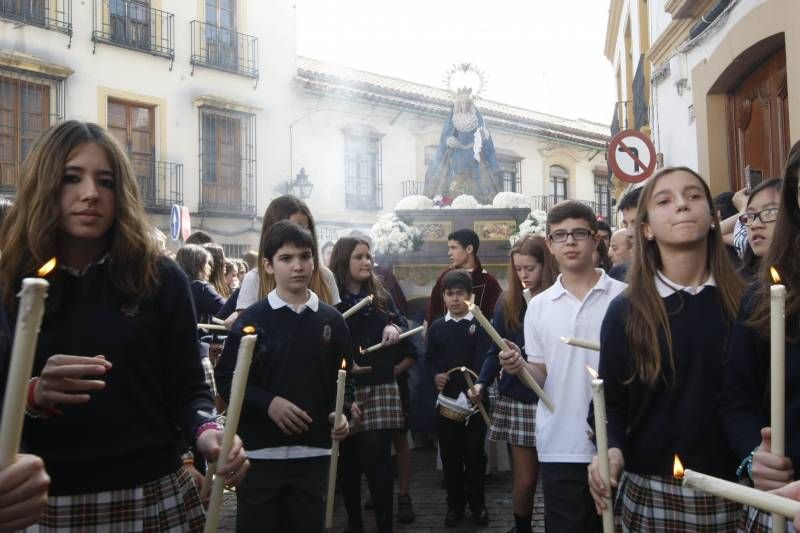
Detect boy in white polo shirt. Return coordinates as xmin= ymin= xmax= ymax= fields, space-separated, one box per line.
xmin=499 ymin=200 xmax=626 ymax=533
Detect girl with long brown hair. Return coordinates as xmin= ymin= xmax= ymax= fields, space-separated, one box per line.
xmin=720 ymin=140 xmax=800 ymax=532
xmin=330 ymin=237 xmax=415 ymax=533
xmin=0 ymin=121 xmax=249 ymax=530
xmin=471 ymin=234 xmax=557 ymax=533
xmin=588 ymin=166 xmax=744 ymax=531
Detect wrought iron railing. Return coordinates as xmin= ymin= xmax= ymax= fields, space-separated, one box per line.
xmin=131 ymin=158 xmax=183 ymax=210
xmin=92 ymin=0 xmax=174 ymax=65
xmin=0 ymin=0 xmax=72 ymax=38
xmin=189 ymin=20 xmax=258 ymax=79
xmin=401 ymin=180 xmax=425 ymax=197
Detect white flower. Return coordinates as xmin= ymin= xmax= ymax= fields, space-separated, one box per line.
xmin=370 ymin=213 xmax=421 ymax=255
xmin=509 ymin=209 xmax=549 ymax=245
xmin=492 ymin=192 xmax=531 ymax=209
xmin=395 ymin=195 xmax=434 ymax=211
xmin=450 ymin=194 xmax=480 ymax=209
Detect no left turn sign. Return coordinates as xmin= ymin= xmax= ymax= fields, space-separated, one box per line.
xmin=608 ymin=129 xmax=657 ymax=183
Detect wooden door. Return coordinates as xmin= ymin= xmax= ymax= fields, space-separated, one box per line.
xmin=0 ymin=77 xmax=50 ymax=189
xmin=107 ymin=99 xmax=155 ymax=202
xmin=728 ymin=48 xmax=790 ymax=190
xmin=201 ymin=112 xmax=241 ymax=209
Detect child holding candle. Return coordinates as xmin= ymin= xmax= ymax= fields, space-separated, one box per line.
xmin=469 ymin=234 xmax=558 ymax=533
xmin=0 ymin=120 xmax=250 ymax=529
xmin=425 ymin=270 xmax=493 ymax=527
xmin=586 ymin=167 xmax=744 ymax=531
xmin=500 ymin=200 xmax=625 ymax=533
xmin=720 ymin=141 xmax=800 ymax=532
xmin=215 ymin=220 xmax=352 ymax=533
xmin=329 ymin=236 xmax=417 ymax=533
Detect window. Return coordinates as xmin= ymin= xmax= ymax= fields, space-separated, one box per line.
xmin=498 ymin=157 xmax=521 ymax=193
xmin=107 ymin=99 xmax=155 ymax=201
xmin=198 ymin=106 xmax=256 ymax=213
xmin=594 ymin=174 xmax=612 ymax=222
xmin=344 ymin=132 xmax=382 ymax=210
xmin=205 ymin=0 xmax=236 ymax=71
xmin=0 ymin=72 xmax=64 ymax=192
xmin=549 ymin=165 xmax=568 ymax=202
xmin=0 ymin=0 xmax=72 ymax=36
xmin=222 ymin=243 xmax=250 ymax=258
xmin=109 ymin=0 xmax=150 ymax=49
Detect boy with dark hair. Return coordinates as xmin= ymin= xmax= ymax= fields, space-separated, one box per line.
xmin=609 ymin=187 xmax=643 ymax=281
xmin=425 ymin=270 xmax=493 ymax=527
xmin=215 ymin=220 xmax=352 ymax=533
xmin=185 ymin=230 xmax=214 ymax=245
xmin=498 ymin=200 xmax=626 ymax=533
xmin=596 ymin=220 xmax=612 ymax=249
xmin=424 ymin=228 xmax=501 ymax=328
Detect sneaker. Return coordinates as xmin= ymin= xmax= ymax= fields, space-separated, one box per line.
xmin=444 ymin=508 xmax=464 ymax=527
xmin=472 ymin=507 xmax=489 ymax=526
xmin=397 ymin=494 xmax=415 ymax=524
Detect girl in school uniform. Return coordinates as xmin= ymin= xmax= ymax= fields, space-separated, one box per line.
xmin=587 ymin=166 xmax=744 ymax=532
xmin=470 ymin=234 xmax=558 ymax=533
xmin=330 ymin=237 xmax=416 ymax=533
xmin=0 ymin=120 xmax=249 ymax=531
xmin=720 ymin=141 xmax=800 ymax=532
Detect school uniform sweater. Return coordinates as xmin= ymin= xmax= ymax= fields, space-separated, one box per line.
xmin=477 ymin=300 xmax=537 ymax=403
xmin=720 ymin=289 xmax=800 ymax=479
xmin=424 ymin=258 xmax=502 ymax=325
xmin=337 ymin=292 xmax=416 ymax=386
xmin=600 ymin=286 xmax=738 ymax=479
xmin=215 ymin=292 xmax=354 ymax=451
xmin=425 ymin=313 xmax=492 ymax=400
xmin=15 ymin=257 xmax=213 ymax=495
xmin=189 ymin=279 xmax=225 ymax=325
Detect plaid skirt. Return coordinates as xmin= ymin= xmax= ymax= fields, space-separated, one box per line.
xmin=487 ymin=394 xmax=536 ymax=448
xmin=616 ymin=472 xmax=742 ymax=532
xmin=29 ymin=467 xmax=205 ymax=532
xmin=737 ymin=505 xmax=796 ymax=532
xmin=351 ymin=382 xmax=404 ymax=434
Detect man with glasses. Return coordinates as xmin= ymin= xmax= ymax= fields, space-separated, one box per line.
xmin=496 ymin=200 xmax=626 ymax=533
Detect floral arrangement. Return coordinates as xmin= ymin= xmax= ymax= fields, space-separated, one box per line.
xmin=509 ymin=209 xmax=549 ymax=245
xmin=370 ymin=213 xmax=422 ymax=255
xmin=395 ymin=195 xmax=434 ymax=210
xmin=450 ymin=194 xmax=482 ymax=209
xmin=492 ymin=192 xmax=531 ymax=209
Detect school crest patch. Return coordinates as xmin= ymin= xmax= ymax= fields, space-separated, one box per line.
xmin=322 ymin=324 xmax=332 ymax=345
xmin=468 ymin=324 xmax=476 ymax=336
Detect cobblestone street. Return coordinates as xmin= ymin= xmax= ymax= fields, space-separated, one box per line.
xmin=218 ymin=447 xmax=545 ymax=532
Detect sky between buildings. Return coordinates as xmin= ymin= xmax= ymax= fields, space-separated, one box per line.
xmin=296 ymin=0 xmax=615 ymax=126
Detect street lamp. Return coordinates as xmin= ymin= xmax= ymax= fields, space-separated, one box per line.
xmin=289 ymin=168 xmax=313 ymax=199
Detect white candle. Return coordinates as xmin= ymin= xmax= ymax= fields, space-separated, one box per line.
xmin=197 ymin=323 xmax=228 ymax=331
xmin=681 ymin=469 xmax=800 ymax=520
xmin=461 ymin=367 xmax=491 ymax=426
xmin=325 ymin=361 xmax=347 ymax=528
xmin=770 ymin=268 xmax=787 ymax=533
xmin=0 ymin=278 xmax=50 ymax=469
xmin=341 ymin=295 xmax=373 ymax=319
xmin=561 ymin=336 xmax=601 ymax=351
xmin=587 ymin=368 xmax=614 ymax=533
xmin=360 ymin=325 xmax=424 ymax=354
xmin=522 ymin=288 xmax=532 ymax=304
xmin=203 ymin=333 xmax=257 ymax=533
xmin=468 ymin=303 xmax=555 ymax=413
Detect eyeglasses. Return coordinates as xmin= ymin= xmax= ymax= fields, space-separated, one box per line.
xmin=738 ymin=208 xmax=779 ymax=226
xmin=548 ymin=228 xmax=594 ymax=243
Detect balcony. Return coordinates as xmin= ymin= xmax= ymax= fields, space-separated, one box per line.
xmin=531 ymin=195 xmax=600 ymax=214
xmin=0 ymin=0 xmax=72 ymax=38
xmin=189 ymin=20 xmax=258 ymax=80
xmin=131 ymin=158 xmax=183 ymax=211
xmin=92 ymin=0 xmax=174 ymax=65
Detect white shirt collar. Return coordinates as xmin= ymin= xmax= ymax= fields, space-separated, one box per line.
xmin=268 ymin=288 xmax=319 ymax=313
xmin=445 ymin=311 xmax=475 ymax=322
xmin=60 ymin=254 xmax=109 ymax=277
xmin=549 ymin=269 xmax=613 ymax=301
xmin=654 ymin=271 xmax=716 ymax=298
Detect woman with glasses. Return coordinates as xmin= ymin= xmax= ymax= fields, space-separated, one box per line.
xmin=720 ymin=141 xmax=800 ymax=532
xmin=737 ymin=179 xmax=782 ymax=279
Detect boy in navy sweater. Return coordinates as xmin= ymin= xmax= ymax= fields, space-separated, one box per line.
xmin=425 ymin=270 xmax=492 ymax=527
xmin=215 ymin=221 xmax=352 ymax=533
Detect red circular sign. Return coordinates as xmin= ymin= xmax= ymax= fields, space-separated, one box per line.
xmin=608 ymin=129 xmax=657 ymax=183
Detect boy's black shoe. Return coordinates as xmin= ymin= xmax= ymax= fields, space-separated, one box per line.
xmin=444 ymin=508 xmax=464 ymax=527
xmin=397 ymin=494 xmax=415 ymax=523
xmin=472 ymin=507 xmax=489 ymax=526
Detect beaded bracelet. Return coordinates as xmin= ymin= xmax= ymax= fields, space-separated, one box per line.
xmin=25 ymin=378 xmax=62 ymax=419
xmin=194 ymin=420 xmax=224 ymax=442
xmin=735 ymin=448 xmax=756 ymax=482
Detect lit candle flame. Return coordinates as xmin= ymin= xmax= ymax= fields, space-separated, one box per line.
xmin=242 ymin=326 xmax=255 ymax=335
xmin=341 ymin=358 xmax=346 ymax=370
xmin=37 ymin=257 xmax=56 ymax=277
xmin=673 ymin=454 xmax=685 ymax=479
xmin=586 ymin=365 xmax=599 ymax=380
xmin=771 ymin=267 xmax=782 ymax=284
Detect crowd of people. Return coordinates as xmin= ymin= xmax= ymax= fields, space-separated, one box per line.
xmin=3 ymin=119 xmax=800 ymax=533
